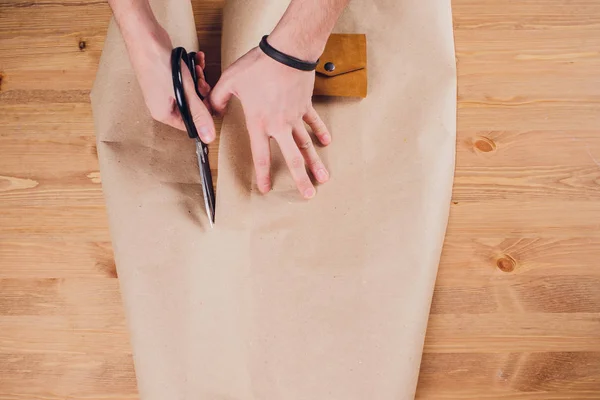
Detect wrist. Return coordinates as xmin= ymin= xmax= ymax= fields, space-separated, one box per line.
xmin=267 ymin=26 xmax=326 ymax=63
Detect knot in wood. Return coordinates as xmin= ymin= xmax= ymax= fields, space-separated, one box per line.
xmin=474 ymin=136 xmax=496 ymax=153
xmin=496 ymin=255 xmax=517 ymax=273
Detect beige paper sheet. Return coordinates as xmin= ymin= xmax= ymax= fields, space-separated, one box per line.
xmin=91 ymin=0 xmax=456 ymax=398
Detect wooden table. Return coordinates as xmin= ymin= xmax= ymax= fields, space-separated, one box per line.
xmin=1 ymin=0 xmax=599 ymax=398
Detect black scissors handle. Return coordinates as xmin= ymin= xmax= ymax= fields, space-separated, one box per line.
xmin=171 ymin=47 xmax=206 ymax=139
xmin=171 ymin=47 xmax=216 ymax=225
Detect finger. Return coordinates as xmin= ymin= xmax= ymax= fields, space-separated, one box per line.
xmin=210 ymin=72 xmax=234 ymax=115
xmin=195 ymin=63 xmax=206 ymax=82
xmin=303 ymin=106 xmax=331 ymax=145
xmin=293 ymin=123 xmax=329 ymax=184
xmin=195 ymin=51 xmax=206 ymax=70
xmin=248 ymin=124 xmax=272 ymax=193
xmin=275 ymin=131 xmax=316 ymax=199
xmin=195 ymin=65 xmax=210 ymax=98
xmin=181 ymin=66 xmax=216 ymax=143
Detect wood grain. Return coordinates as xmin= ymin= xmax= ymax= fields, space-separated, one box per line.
xmin=0 ymin=0 xmax=599 ymax=399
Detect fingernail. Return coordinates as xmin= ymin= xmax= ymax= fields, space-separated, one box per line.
xmin=304 ymin=187 xmax=316 ymax=199
xmin=316 ymin=168 xmax=329 ymax=182
xmin=322 ymin=133 xmax=331 ymax=144
xmin=199 ymin=126 xmax=213 ymax=142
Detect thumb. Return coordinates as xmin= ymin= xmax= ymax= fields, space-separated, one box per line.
xmin=182 ymin=67 xmax=216 ymax=143
xmin=190 ymin=96 xmax=216 ymax=143
xmin=210 ymin=74 xmax=234 ymax=115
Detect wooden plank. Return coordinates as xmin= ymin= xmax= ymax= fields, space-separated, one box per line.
xmin=447 ymin=200 xmax=600 ymax=238
xmin=0 ymin=179 xmax=105 ymax=207
xmin=0 ymin=353 xmax=138 ymax=400
xmin=0 ymin=315 xmax=130 ymax=354
xmin=0 ymin=206 xmax=110 ymax=241
xmin=0 ymin=103 xmax=95 ymax=137
xmin=437 ymin=237 xmax=600 ymax=283
xmin=455 ymin=31 xmax=600 ymax=63
xmin=0 ymin=1 xmax=110 ymax=38
xmin=0 ymin=35 xmax=103 ymax=72
xmin=424 ymin=313 xmax=600 ymax=353
xmin=454 ymin=165 xmax=600 ymax=201
xmin=417 ymin=352 xmax=600 ymax=399
xmin=431 ymin=275 xmax=600 ymax=314
xmin=0 ymin=135 xmax=99 ymax=177
xmin=0 ymin=69 xmax=97 ymax=92
xmin=457 ymin=57 xmax=600 ymax=100
xmin=0 ymin=241 xmax=115 ymax=278
xmin=452 ymin=0 xmax=600 ymax=30
xmin=456 ymin=130 xmax=600 ymax=168
xmin=458 ymin=103 xmax=600 ymax=131
xmin=0 ymin=278 xmax=123 ymax=318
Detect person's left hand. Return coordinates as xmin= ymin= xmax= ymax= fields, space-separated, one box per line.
xmin=210 ymin=47 xmax=331 ymax=199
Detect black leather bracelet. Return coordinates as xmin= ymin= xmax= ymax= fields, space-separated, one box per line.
xmin=259 ymin=35 xmax=319 ymax=71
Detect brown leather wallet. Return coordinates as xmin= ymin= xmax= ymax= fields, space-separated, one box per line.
xmin=313 ymin=34 xmax=367 ymax=98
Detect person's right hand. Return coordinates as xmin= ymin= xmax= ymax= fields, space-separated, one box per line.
xmin=125 ymin=24 xmax=216 ymax=143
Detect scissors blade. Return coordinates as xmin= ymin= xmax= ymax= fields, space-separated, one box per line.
xmin=195 ymin=138 xmax=216 ymax=227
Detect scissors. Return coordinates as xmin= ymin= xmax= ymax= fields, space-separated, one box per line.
xmin=171 ymin=47 xmax=216 ymax=227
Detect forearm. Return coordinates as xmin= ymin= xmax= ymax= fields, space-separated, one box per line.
xmin=108 ymin=0 xmax=164 ymax=51
xmin=269 ymin=0 xmax=350 ymax=61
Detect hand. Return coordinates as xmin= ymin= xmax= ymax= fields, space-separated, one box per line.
xmin=125 ymin=25 xmax=216 ymax=143
xmin=210 ymin=47 xmax=331 ymax=199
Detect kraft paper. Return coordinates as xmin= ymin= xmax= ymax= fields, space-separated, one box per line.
xmin=91 ymin=0 xmax=456 ymax=398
